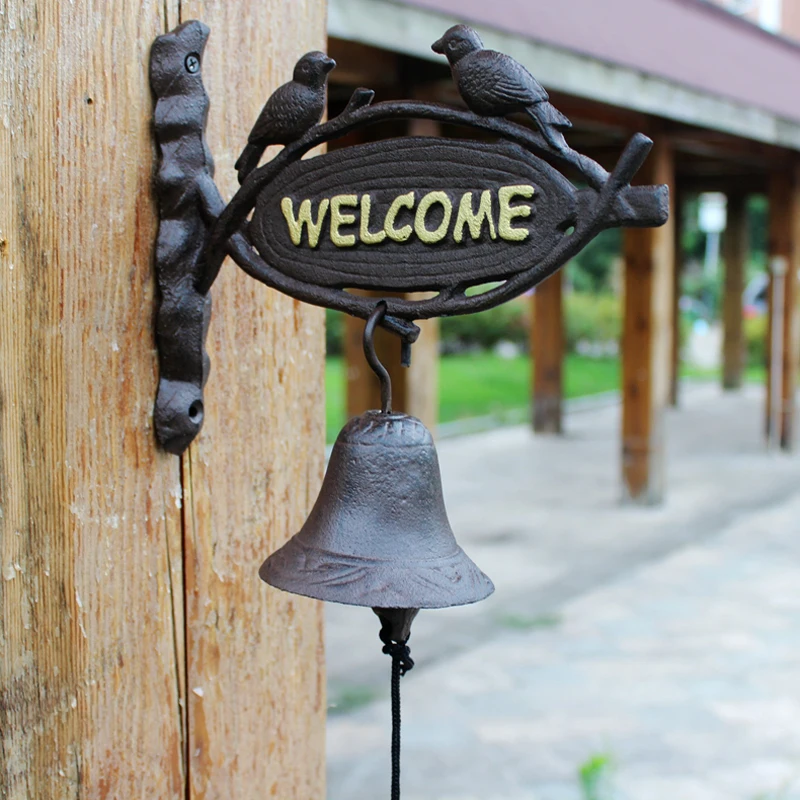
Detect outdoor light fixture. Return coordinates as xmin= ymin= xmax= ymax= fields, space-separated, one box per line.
xmin=150 ymin=19 xmax=668 ymax=798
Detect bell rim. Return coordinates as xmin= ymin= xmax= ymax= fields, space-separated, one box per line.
xmin=259 ymin=536 xmax=495 ymax=610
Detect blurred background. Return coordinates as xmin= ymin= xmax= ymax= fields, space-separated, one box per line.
xmin=323 ymin=1 xmax=800 ymax=798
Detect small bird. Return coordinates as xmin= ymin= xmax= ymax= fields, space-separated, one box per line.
xmin=432 ymin=25 xmax=571 ymax=153
xmin=235 ymin=51 xmax=336 ymax=184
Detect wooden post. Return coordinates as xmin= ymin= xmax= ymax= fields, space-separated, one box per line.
xmin=670 ymin=187 xmax=683 ymax=406
xmin=0 ymin=2 xmax=326 ymax=797
xmin=532 ymin=271 xmax=565 ymax=434
xmin=344 ymin=116 xmax=441 ymax=430
xmin=765 ymin=167 xmax=800 ymax=450
xmin=621 ymin=137 xmax=675 ymax=504
xmin=722 ymin=192 xmax=748 ymax=390
xmin=345 ymin=296 xmax=439 ymax=427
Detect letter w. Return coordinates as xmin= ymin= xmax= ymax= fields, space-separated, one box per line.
xmin=281 ymin=198 xmax=330 ymax=248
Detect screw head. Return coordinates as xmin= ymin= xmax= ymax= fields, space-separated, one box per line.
xmin=185 ymin=53 xmax=200 ymax=74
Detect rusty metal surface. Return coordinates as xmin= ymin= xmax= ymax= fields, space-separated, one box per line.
xmin=259 ymin=409 xmax=495 ymax=609
xmin=149 ymin=20 xmax=668 ymax=453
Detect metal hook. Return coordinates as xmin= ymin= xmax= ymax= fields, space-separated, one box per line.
xmin=364 ymin=303 xmax=392 ymax=414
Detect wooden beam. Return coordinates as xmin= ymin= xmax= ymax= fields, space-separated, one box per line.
xmin=621 ymin=136 xmax=676 ymax=504
xmin=345 ymin=296 xmax=439 ymax=429
xmin=765 ymin=166 xmax=800 ymax=450
xmin=0 ymin=1 xmax=326 ymax=796
xmin=670 ymin=187 xmax=683 ymax=406
xmin=532 ymin=271 xmax=565 ymax=434
xmin=722 ymin=192 xmax=748 ymax=390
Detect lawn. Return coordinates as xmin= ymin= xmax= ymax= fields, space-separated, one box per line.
xmin=326 ymin=355 xmax=768 ymax=441
xmin=326 ymin=354 xmax=621 ymax=441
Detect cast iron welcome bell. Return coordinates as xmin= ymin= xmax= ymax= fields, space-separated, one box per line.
xmin=150 ymin=18 xmax=669 ymax=799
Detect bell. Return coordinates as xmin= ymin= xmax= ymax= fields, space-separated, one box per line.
xmin=259 ymin=409 xmax=494 ymax=637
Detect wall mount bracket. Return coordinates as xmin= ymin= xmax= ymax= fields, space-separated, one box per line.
xmin=150 ymin=20 xmax=669 ymax=454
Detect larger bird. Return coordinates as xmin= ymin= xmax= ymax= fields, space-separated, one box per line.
xmin=432 ymin=25 xmax=571 ymax=153
xmin=235 ymin=51 xmax=336 ymax=184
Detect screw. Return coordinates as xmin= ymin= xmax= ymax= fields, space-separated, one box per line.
xmin=185 ymin=53 xmax=200 ymax=74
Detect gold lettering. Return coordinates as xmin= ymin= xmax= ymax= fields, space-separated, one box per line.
xmin=359 ymin=195 xmax=386 ymax=245
xmin=330 ymin=194 xmax=358 ymax=247
xmin=498 ymin=185 xmax=534 ymax=242
xmin=281 ymin=197 xmax=330 ymax=248
xmin=454 ymin=190 xmax=496 ymax=243
xmin=384 ymin=191 xmax=415 ymax=242
xmin=414 ymin=191 xmax=453 ymax=244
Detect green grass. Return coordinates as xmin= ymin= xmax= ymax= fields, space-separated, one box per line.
xmin=326 ymin=354 xmax=768 ymax=442
xmin=578 ymin=752 xmax=615 ymax=800
xmin=497 ymin=612 xmax=563 ymax=631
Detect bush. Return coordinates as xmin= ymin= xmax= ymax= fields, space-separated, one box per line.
xmin=440 ymin=298 xmax=528 ymax=353
xmin=564 ymin=293 xmax=620 ymax=353
xmin=744 ymin=314 xmax=767 ymax=367
xmin=326 ymin=308 xmax=345 ymax=356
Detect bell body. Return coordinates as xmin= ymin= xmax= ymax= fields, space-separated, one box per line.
xmin=260 ymin=410 xmax=494 ymax=610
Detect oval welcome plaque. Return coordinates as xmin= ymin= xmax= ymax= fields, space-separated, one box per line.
xmin=250 ymin=137 xmax=577 ymax=291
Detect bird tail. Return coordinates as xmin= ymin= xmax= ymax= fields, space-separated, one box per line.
xmin=533 ymin=101 xmax=572 ymax=129
xmin=526 ymin=103 xmax=572 ymax=153
xmin=234 ymin=142 xmax=264 ymax=186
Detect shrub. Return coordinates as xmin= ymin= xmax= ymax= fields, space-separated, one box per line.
xmin=744 ymin=314 xmax=767 ymax=367
xmin=326 ymin=308 xmax=345 ymax=356
xmin=564 ymin=293 xmax=620 ymax=353
xmin=440 ymin=298 xmax=528 ymax=353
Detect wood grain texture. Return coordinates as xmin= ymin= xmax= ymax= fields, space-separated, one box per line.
xmin=1 ymin=1 xmax=327 ymax=797
xmin=621 ymin=137 xmax=675 ymax=504
xmin=722 ymin=192 xmax=747 ymax=391
xmin=532 ymin=270 xmax=564 ymax=434
xmin=345 ymin=293 xmax=439 ymax=430
xmin=177 ymin=2 xmax=327 ymax=798
xmin=765 ymin=166 xmax=800 ymax=450
xmin=0 ymin=1 xmax=186 ymax=796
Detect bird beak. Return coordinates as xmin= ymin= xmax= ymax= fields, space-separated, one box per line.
xmin=431 ymin=38 xmax=444 ymax=54
xmin=323 ymin=57 xmax=336 ymax=73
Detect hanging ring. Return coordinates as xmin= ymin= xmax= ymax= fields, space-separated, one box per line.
xmin=364 ymin=302 xmax=392 ymax=414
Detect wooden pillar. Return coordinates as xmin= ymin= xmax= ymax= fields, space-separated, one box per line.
xmin=670 ymin=187 xmax=683 ymax=406
xmin=532 ymin=271 xmax=565 ymax=433
xmin=722 ymin=192 xmax=748 ymax=390
xmin=621 ymin=136 xmax=675 ymax=504
xmin=345 ymin=296 xmax=439 ymax=427
xmin=0 ymin=2 xmax=326 ymax=797
xmin=344 ymin=117 xmax=440 ymax=430
xmin=765 ymin=167 xmax=800 ymax=450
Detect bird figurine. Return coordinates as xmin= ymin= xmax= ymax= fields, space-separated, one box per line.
xmin=432 ymin=25 xmax=571 ymax=153
xmin=235 ymin=51 xmax=336 ymax=184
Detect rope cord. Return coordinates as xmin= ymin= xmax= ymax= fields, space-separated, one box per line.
xmin=379 ymin=625 xmax=414 ymax=800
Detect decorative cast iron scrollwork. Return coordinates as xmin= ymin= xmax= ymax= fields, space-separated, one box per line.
xmin=150 ymin=20 xmax=668 ymax=454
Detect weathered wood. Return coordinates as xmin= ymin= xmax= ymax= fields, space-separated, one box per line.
xmin=532 ymin=270 xmax=564 ymax=434
xmin=722 ymin=192 xmax=748 ymax=391
xmin=621 ymin=137 xmax=675 ymax=504
xmin=0 ymin=2 xmax=327 ymax=797
xmin=0 ymin=2 xmax=186 ymax=796
xmin=178 ymin=1 xmax=327 ymax=797
xmin=765 ymin=166 xmax=800 ymax=450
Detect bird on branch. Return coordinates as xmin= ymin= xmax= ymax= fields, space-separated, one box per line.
xmin=235 ymin=51 xmax=336 ymax=185
xmin=432 ymin=25 xmax=571 ymax=153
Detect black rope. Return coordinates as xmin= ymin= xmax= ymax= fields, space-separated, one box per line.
xmin=379 ymin=625 xmax=414 ymax=800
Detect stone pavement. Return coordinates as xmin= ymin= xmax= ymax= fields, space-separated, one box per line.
xmin=325 ymin=384 xmax=800 ymax=800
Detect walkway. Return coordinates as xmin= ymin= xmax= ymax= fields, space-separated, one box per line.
xmin=326 ymin=384 xmax=800 ymax=800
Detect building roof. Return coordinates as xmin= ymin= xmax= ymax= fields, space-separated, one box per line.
xmin=328 ymin=0 xmax=800 ymax=148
